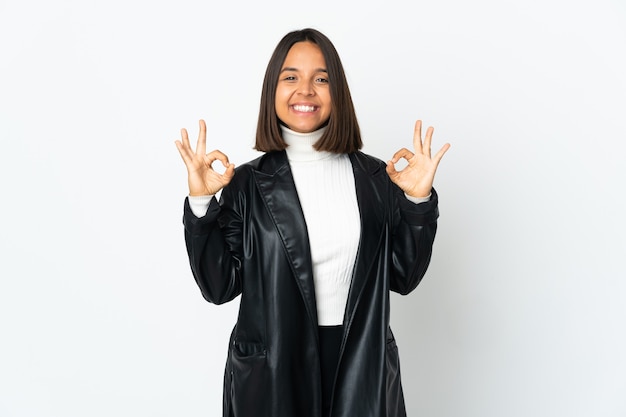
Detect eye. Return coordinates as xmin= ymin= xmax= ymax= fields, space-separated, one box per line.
xmin=316 ymin=77 xmax=329 ymax=84
xmin=282 ymin=75 xmax=297 ymax=81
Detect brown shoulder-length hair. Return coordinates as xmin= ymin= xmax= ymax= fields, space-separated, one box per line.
xmin=255 ymin=28 xmax=363 ymax=153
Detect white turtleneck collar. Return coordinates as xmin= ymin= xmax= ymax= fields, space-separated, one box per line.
xmin=280 ymin=125 xmax=337 ymax=162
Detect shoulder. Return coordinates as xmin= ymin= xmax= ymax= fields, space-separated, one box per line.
xmin=235 ymin=151 xmax=288 ymax=176
xmin=223 ymin=151 xmax=289 ymax=194
xmin=349 ymin=151 xmax=388 ymax=175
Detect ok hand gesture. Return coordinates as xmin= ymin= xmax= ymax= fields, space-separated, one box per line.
xmin=386 ymin=120 xmax=450 ymax=198
xmin=175 ymin=119 xmax=235 ymax=196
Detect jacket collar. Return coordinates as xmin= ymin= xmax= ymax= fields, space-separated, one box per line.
xmin=252 ymin=151 xmax=387 ymax=329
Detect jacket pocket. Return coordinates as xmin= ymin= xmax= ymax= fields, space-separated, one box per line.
xmin=385 ymin=329 xmax=407 ymax=417
xmin=233 ymin=340 xmax=266 ymax=357
xmin=230 ymin=341 xmax=268 ymax=416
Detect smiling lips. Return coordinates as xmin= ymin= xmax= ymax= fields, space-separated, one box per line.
xmin=292 ymin=104 xmax=318 ymax=113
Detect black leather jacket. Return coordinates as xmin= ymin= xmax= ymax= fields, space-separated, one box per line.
xmin=183 ymin=150 xmax=439 ymax=417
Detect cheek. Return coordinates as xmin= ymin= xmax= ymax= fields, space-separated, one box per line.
xmin=321 ymin=91 xmax=332 ymax=111
xmin=275 ymin=92 xmax=290 ymax=111
xmin=323 ymin=98 xmax=333 ymax=118
xmin=274 ymin=92 xmax=284 ymax=111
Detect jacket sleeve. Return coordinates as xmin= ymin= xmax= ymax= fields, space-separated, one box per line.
xmin=389 ymin=186 xmax=439 ymax=295
xmin=182 ymin=187 xmax=244 ymax=305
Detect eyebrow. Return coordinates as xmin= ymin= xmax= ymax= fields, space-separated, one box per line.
xmin=280 ymin=67 xmax=328 ymax=73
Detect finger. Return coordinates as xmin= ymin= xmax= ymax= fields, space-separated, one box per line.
xmin=432 ymin=143 xmax=451 ymax=165
xmin=222 ymin=163 xmax=236 ymax=182
xmin=202 ymin=150 xmax=230 ymax=171
xmin=385 ymin=160 xmax=398 ymax=177
xmin=177 ymin=128 xmax=195 ymax=162
xmin=198 ymin=119 xmax=207 ymax=154
xmin=209 ymin=149 xmax=230 ymax=166
xmin=197 ymin=119 xmax=207 ymax=156
xmin=390 ymin=148 xmax=413 ymax=163
xmin=412 ymin=120 xmax=423 ymax=154
xmin=175 ymin=140 xmax=192 ymax=165
xmin=423 ymin=126 xmax=434 ymax=156
xmin=180 ymin=127 xmax=190 ymax=148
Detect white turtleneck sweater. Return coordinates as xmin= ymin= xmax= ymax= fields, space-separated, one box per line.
xmin=187 ymin=126 xmax=429 ymax=326
xmin=279 ymin=127 xmax=361 ymax=326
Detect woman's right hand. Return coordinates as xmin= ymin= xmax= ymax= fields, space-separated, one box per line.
xmin=175 ymin=119 xmax=235 ymax=196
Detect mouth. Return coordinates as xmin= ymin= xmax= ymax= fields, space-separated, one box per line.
xmin=291 ymin=104 xmax=318 ymax=113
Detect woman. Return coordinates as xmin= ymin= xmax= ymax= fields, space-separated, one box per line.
xmin=175 ymin=28 xmax=449 ymax=417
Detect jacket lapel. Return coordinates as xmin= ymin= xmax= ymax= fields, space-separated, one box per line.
xmin=343 ymin=152 xmax=387 ymax=327
xmin=253 ymin=151 xmax=319 ymax=328
xmin=252 ymin=151 xmax=387 ymax=331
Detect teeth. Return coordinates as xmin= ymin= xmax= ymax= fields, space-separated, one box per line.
xmin=292 ymin=105 xmax=316 ymax=112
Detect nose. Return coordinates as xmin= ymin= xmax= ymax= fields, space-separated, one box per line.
xmin=297 ymin=80 xmax=315 ymax=96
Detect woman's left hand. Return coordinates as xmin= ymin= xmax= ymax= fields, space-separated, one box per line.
xmin=386 ymin=120 xmax=450 ymax=198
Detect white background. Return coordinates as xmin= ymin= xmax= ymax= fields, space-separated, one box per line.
xmin=1 ymin=0 xmax=625 ymax=416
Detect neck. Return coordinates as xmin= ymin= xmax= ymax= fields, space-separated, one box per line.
xmin=281 ymin=126 xmax=332 ymax=162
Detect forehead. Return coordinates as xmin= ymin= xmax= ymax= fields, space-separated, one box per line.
xmin=282 ymin=41 xmax=326 ymax=68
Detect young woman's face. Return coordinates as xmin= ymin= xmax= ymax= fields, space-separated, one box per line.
xmin=275 ymin=41 xmax=332 ymax=133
